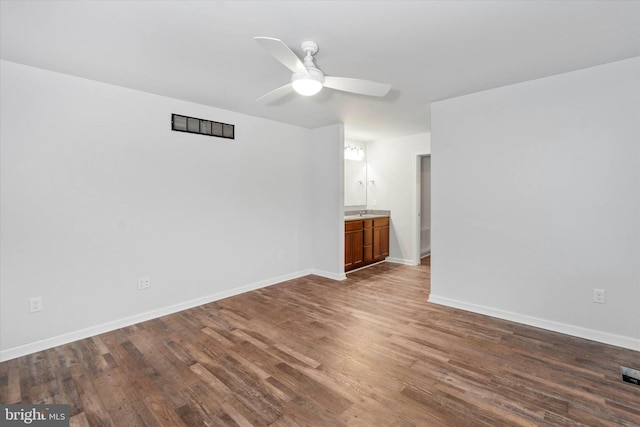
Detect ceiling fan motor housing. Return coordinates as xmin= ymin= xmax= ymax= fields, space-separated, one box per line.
xmin=301 ymin=40 xmax=319 ymax=56
xmin=292 ymin=67 xmax=324 ymax=84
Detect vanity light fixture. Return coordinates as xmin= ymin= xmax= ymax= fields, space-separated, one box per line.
xmin=344 ymin=144 xmax=364 ymax=161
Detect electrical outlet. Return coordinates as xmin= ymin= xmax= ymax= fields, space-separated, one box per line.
xmin=277 ymin=251 xmax=284 ymax=260
xmin=30 ymin=297 xmax=43 ymax=313
xmin=593 ymin=288 xmax=605 ymax=304
xmin=137 ymin=277 xmax=151 ymax=290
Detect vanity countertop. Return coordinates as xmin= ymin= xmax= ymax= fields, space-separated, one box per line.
xmin=344 ymin=210 xmax=390 ymax=221
xmin=345 ymin=214 xmax=389 ymax=220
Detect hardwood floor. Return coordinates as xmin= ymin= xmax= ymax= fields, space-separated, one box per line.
xmin=1 ymin=259 xmax=639 ymax=426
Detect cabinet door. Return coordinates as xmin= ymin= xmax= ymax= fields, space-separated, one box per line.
xmin=352 ymin=229 xmax=364 ymax=268
xmin=373 ymin=226 xmax=382 ymax=261
xmin=381 ymin=225 xmax=390 ymax=258
xmin=345 ymin=230 xmax=354 ymax=269
xmin=345 ymin=220 xmax=364 ymax=271
xmin=373 ymin=217 xmax=390 ymax=261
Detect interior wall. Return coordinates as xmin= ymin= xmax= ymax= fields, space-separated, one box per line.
xmin=311 ymin=123 xmax=345 ymax=280
xmin=430 ymin=57 xmax=640 ymax=350
xmin=366 ymin=133 xmax=431 ymax=264
xmin=0 ymin=60 xmax=339 ymax=359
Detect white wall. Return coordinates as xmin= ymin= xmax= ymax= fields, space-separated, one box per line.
xmin=0 ymin=60 xmax=342 ymax=360
xmin=430 ymin=57 xmax=640 ymax=350
xmin=366 ymin=133 xmax=431 ymax=265
xmin=311 ymin=124 xmax=346 ymax=280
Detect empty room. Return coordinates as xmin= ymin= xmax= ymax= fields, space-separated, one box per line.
xmin=1 ymin=1 xmax=639 ymax=425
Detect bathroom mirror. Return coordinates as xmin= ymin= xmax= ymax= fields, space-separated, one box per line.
xmin=344 ymin=141 xmax=367 ymax=207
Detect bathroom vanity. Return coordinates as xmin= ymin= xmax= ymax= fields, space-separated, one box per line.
xmin=344 ymin=213 xmax=389 ymax=272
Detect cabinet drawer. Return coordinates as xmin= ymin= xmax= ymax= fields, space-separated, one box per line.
xmin=363 ymin=219 xmax=373 ymax=228
xmin=373 ymin=217 xmax=389 ymax=227
xmin=345 ymin=220 xmax=363 ymax=231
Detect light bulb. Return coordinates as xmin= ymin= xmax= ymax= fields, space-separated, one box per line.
xmin=292 ymin=77 xmax=322 ymax=96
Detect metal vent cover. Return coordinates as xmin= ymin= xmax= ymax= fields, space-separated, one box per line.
xmin=172 ymin=114 xmax=234 ymax=139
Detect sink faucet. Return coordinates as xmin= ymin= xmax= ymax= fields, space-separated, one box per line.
xmin=359 ymin=210 xmax=367 ymax=216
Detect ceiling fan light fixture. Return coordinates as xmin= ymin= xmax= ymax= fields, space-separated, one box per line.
xmin=291 ymin=69 xmax=323 ymax=96
xmin=292 ymin=78 xmax=322 ymax=96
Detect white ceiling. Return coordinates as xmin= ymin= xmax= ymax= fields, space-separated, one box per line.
xmin=1 ymin=1 xmax=639 ymax=141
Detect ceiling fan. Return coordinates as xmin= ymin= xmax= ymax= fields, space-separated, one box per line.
xmin=254 ymin=37 xmax=391 ymax=103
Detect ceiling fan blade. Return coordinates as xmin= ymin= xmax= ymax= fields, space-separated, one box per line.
xmin=254 ymin=37 xmax=308 ymax=76
xmin=323 ymin=76 xmax=391 ymax=97
xmin=257 ymin=83 xmax=294 ymax=103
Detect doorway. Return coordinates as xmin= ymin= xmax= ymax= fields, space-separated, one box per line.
xmin=419 ymin=155 xmax=431 ymax=258
xmin=413 ymin=154 xmax=431 ymax=265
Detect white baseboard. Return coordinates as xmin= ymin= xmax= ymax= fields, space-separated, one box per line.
xmin=428 ymin=294 xmax=640 ymax=351
xmin=386 ymin=257 xmax=419 ymax=266
xmin=310 ymin=269 xmax=347 ymax=281
xmin=0 ymin=269 xmax=318 ymax=362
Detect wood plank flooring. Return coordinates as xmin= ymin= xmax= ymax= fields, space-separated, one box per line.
xmin=1 ymin=258 xmax=639 ymax=426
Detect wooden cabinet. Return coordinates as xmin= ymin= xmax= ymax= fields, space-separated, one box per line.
xmin=363 ymin=219 xmax=373 ymax=264
xmin=345 ymin=220 xmax=364 ymax=271
xmin=345 ymin=216 xmax=389 ymax=272
xmin=373 ymin=217 xmax=390 ymax=261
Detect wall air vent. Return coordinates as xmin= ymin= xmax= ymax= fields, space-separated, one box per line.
xmin=621 ymin=366 xmax=640 ymax=386
xmin=171 ymin=114 xmax=234 ymax=139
